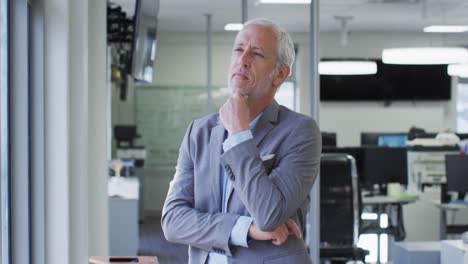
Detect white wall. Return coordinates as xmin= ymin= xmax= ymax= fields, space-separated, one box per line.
xmin=153 ymin=32 xmax=235 ymax=86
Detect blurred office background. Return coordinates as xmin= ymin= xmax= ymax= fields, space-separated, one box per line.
xmin=3 ymin=0 xmax=468 ymax=264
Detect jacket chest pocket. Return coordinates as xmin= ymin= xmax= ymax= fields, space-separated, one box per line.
xmin=261 ymin=154 xmax=276 ymax=174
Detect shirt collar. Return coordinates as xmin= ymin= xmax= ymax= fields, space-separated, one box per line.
xmin=249 ymin=112 xmax=263 ymax=131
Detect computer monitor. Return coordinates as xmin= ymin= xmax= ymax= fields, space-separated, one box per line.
xmin=322 ymin=132 xmax=337 ymax=147
xmin=361 ymin=147 xmax=408 ymax=190
xmin=360 ymin=133 xmax=380 ymax=146
xmin=322 ymin=147 xmax=363 ymax=177
xmin=456 ymin=133 xmax=468 ymax=140
xmin=407 ymin=127 xmax=438 ymax=140
xmin=378 ymin=135 xmax=407 ymax=147
xmin=445 ymin=155 xmax=468 ymax=193
xmin=114 ymin=125 xmax=139 ymax=147
xmin=361 ymin=132 xmax=406 ymax=146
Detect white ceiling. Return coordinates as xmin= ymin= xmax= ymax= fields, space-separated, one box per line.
xmin=154 ymin=0 xmax=468 ymax=33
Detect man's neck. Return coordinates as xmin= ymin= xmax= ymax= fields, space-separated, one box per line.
xmin=247 ymin=98 xmax=273 ymax=123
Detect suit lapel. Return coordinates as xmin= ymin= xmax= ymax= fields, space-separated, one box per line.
xmin=226 ymin=182 xmax=234 ymax=209
xmin=252 ymin=100 xmax=279 ymax=146
xmin=226 ymin=100 xmax=280 ymax=208
xmin=209 ymin=121 xmax=225 ymax=212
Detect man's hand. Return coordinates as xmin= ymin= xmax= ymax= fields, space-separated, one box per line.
xmin=219 ymin=92 xmax=250 ymax=135
xmin=248 ymin=219 xmax=302 ymax=246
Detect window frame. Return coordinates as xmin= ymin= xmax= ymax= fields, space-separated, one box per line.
xmin=7 ymin=0 xmax=33 ymax=263
xmin=0 ymin=0 xmax=11 ymax=262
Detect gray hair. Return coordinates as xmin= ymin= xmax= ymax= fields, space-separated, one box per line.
xmin=243 ymin=18 xmax=295 ymax=69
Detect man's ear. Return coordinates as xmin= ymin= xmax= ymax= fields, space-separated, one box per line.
xmin=272 ymin=65 xmax=291 ymax=88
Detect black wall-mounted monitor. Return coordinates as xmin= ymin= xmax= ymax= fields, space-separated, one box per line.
xmin=131 ymin=0 xmax=159 ymax=83
xmin=320 ymin=60 xmax=451 ymax=101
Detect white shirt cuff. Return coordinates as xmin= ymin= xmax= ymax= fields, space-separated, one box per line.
xmin=223 ymin=130 xmax=253 ymax=152
xmin=230 ymin=216 xmax=253 ymax=247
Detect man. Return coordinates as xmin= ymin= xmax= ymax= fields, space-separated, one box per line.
xmin=162 ymin=18 xmax=321 ymax=264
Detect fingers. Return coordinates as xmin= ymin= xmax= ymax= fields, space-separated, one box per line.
xmin=250 ymin=220 xmax=302 ymax=246
xmin=219 ymin=91 xmax=250 ymax=134
xmin=271 ymin=224 xmax=288 ymax=246
xmin=286 ymin=218 xmax=302 ymax=239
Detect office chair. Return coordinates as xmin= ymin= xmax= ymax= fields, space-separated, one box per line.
xmin=442 ymin=155 xmax=468 ymax=236
xmin=320 ymin=153 xmax=369 ymax=264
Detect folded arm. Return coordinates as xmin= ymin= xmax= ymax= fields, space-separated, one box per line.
xmin=219 ymin=118 xmax=321 ymax=231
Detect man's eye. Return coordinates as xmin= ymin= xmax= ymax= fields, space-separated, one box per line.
xmin=254 ymin=52 xmax=264 ymax=58
xmin=234 ymin=48 xmax=243 ymax=52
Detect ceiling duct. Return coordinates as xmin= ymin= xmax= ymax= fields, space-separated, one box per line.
xmin=334 ymin=16 xmax=353 ymax=46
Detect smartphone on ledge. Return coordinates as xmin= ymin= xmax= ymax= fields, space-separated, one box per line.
xmin=109 ymin=257 xmax=139 ymax=262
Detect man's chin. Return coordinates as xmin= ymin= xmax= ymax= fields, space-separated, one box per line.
xmin=230 ymin=86 xmax=250 ymax=95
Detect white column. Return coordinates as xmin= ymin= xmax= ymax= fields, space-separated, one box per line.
xmin=88 ymin=0 xmax=110 ymax=257
xmin=43 ymin=0 xmax=109 ymax=263
xmin=69 ymin=0 xmax=90 ymax=263
xmin=44 ymin=0 xmax=71 ymax=262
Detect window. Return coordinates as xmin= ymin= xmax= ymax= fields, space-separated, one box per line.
xmin=274 ymin=45 xmax=298 ymax=111
xmin=275 ymin=81 xmax=296 ymax=110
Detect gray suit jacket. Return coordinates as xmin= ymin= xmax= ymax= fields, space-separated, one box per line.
xmin=162 ymin=101 xmax=321 ymax=264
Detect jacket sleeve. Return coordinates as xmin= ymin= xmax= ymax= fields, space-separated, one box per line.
xmin=161 ymin=121 xmax=240 ymax=256
xmin=219 ymin=117 xmax=322 ymax=231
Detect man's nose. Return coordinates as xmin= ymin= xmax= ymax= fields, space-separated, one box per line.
xmin=239 ymin=52 xmax=251 ymax=68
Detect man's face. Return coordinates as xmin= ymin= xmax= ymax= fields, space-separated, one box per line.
xmin=228 ymin=24 xmax=286 ymax=100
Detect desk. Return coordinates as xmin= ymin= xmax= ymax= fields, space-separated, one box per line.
xmin=392 ymin=241 xmax=441 ymax=264
xmin=362 ymin=195 xmax=418 ymax=239
xmin=362 ymin=195 xmax=418 ymax=263
xmin=109 ymin=198 xmax=139 ymax=255
xmin=108 ymin=177 xmax=140 ymax=256
xmin=363 ymin=195 xmax=418 ymax=205
xmin=441 ymin=240 xmax=468 ymax=264
xmin=432 ymin=201 xmax=468 ymax=240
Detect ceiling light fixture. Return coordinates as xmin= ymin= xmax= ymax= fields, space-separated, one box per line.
xmin=448 ymin=64 xmax=468 ymax=78
xmin=258 ymin=0 xmax=311 ymax=4
xmin=319 ymin=61 xmax=377 ymax=75
xmin=424 ymin=25 xmax=468 ymax=33
xmin=382 ymin=47 xmax=468 ymax=65
xmin=224 ymin=23 xmax=243 ymax=31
